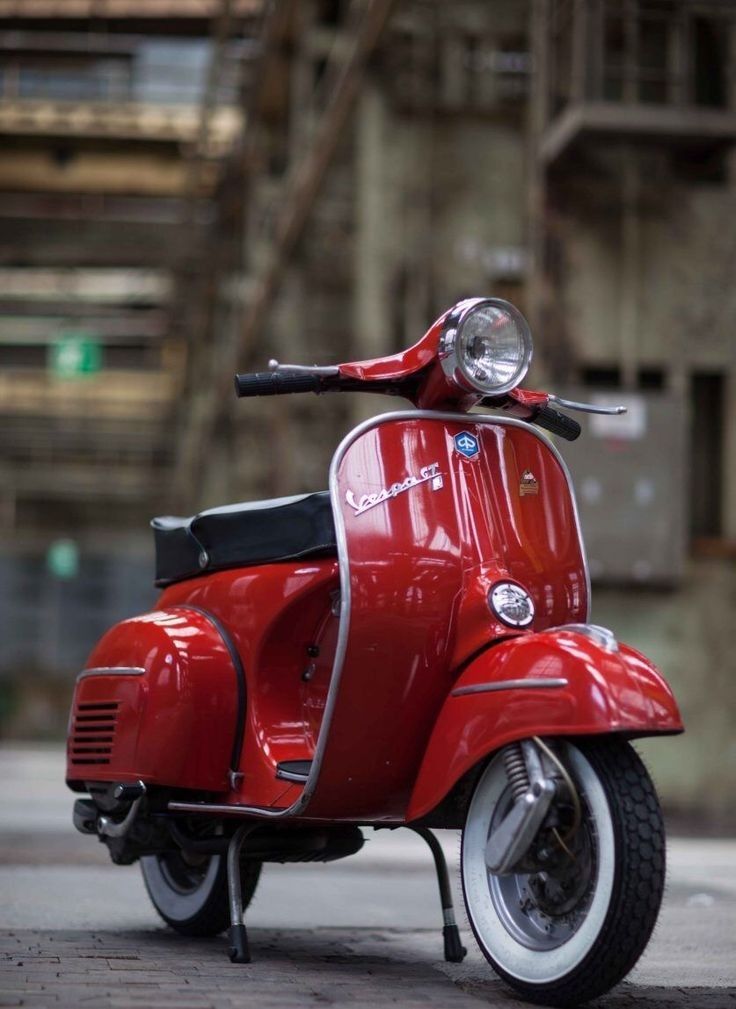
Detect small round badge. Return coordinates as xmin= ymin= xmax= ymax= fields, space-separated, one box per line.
xmin=489 ymin=581 xmax=535 ymax=628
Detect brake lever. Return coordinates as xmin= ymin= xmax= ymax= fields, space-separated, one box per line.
xmin=268 ymin=360 xmax=340 ymax=377
xmin=548 ymin=394 xmax=627 ymax=416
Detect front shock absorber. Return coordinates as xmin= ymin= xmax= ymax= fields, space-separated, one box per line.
xmin=503 ymin=741 xmax=530 ymax=802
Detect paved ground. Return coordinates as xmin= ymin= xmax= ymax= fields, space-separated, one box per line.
xmin=1 ymin=745 xmax=735 ymax=1008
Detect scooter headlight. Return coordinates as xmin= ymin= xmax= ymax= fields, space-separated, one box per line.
xmin=440 ymin=298 xmax=533 ymax=397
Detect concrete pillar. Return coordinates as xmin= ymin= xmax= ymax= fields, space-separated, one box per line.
xmin=667 ymin=6 xmax=689 ymax=107
xmin=570 ymin=0 xmax=588 ymax=103
xmin=289 ymin=1 xmax=317 ymax=165
xmin=727 ymin=20 xmax=736 ymax=186
xmin=716 ymin=20 xmax=736 ymax=536
xmin=0 ymin=475 xmax=16 ymax=531
xmin=352 ymin=78 xmax=392 ymax=423
xmin=268 ymin=265 xmax=305 ymax=496
xmin=527 ymin=0 xmax=550 ymax=339
xmin=728 ymin=17 xmax=736 ymax=112
xmin=724 ymin=370 xmax=736 ymax=540
xmin=622 ymin=0 xmax=639 ymax=105
xmin=619 ymin=149 xmax=640 ymax=389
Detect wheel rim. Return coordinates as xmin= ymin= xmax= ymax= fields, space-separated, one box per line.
xmin=157 ymin=850 xmax=212 ymax=896
xmin=141 ymin=851 xmax=221 ymax=921
xmin=462 ymin=742 xmax=615 ymax=984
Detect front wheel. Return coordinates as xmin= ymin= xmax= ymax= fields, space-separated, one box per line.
xmin=461 ymin=738 xmax=665 ymax=1007
xmin=141 ymin=849 xmax=262 ymax=937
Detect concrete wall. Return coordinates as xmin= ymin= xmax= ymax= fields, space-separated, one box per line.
xmin=593 ymin=559 xmax=736 ymax=826
xmin=557 ymin=163 xmax=736 ymax=539
xmin=186 ymin=1 xmax=736 ymax=826
xmin=563 ymin=174 xmax=736 ymax=372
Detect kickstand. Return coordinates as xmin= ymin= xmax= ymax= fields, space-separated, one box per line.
xmin=408 ymin=826 xmax=467 ymax=963
xmin=226 ymin=823 xmax=258 ymax=963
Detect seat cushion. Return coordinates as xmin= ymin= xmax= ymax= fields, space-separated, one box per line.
xmin=152 ymin=492 xmax=336 ymax=586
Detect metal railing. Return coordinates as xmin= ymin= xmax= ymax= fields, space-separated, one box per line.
xmin=547 ymin=0 xmax=735 ymax=117
xmin=0 ymin=55 xmax=242 ymax=107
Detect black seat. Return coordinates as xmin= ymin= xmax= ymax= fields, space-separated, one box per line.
xmin=152 ymin=492 xmax=336 ymax=586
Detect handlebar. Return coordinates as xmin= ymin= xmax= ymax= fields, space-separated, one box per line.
xmin=532 ymin=404 xmax=581 ymax=442
xmin=234 ymin=369 xmax=582 ymax=441
xmin=234 ymin=371 xmax=322 ymax=397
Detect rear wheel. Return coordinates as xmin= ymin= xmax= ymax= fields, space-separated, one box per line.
xmin=461 ymin=738 xmax=665 ymax=1006
xmin=141 ymin=849 xmax=261 ymax=937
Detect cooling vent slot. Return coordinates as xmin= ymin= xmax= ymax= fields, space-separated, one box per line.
xmin=70 ymin=701 xmax=119 ymax=766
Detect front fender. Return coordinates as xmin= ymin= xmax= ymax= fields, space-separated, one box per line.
xmin=406 ymin=628 xmax=683 ymax=822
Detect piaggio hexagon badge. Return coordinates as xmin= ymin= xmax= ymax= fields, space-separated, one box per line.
xmin=453 ymin=431 xmax=480 ymax=459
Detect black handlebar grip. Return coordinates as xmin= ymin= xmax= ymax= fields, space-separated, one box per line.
xmin=233 ymin=371 xmax=321 ymax=397
xmin=533 ymin=404 xmax=582 ymax=442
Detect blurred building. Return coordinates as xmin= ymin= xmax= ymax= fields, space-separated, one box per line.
xmin=0 ymin=0 xmax=260 ymax=685
xmin=185 ymin=0 xmax=736 ymax=572
xmin=1 ymin=0 xmax=735 ymax=818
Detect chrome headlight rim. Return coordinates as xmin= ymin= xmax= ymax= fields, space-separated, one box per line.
xmin=439 ymin=297 xmax=533 ymax=397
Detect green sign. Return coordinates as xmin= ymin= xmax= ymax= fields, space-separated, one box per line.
xmin=49 ymin=332 xmax=102 ymax=379
xmin=46 ymin=539 xmax=80 ymax=580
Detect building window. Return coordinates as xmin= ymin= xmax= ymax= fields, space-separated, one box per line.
xmin=690 ymin=372 xmax=724 ymax=539
xmin=693 ymin=17 xmax=727 ymax=109
xmin=579 ymin=365 xmax=664 ymax=390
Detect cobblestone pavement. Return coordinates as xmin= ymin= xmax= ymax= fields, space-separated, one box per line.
xmin=2 ymin=928 xmax=478 ymax=1009
xmin=1 ymin=927 xmax=735 ymax=1009
xmin=1 ymin=747 xmax=735 ymax=1008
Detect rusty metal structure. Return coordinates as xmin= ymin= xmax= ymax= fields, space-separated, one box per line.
xmin=0 ymin=0 xmax=260 ymax=536
xmin=179 ymin=0 xmax=534 ymax=505
xmin=527 ymin=0 xmax=736 ymax=558
xmin=179 ymin=0 xmax=736 ymax=552
xmin=0 ymin=0 xmax=263 ymax=683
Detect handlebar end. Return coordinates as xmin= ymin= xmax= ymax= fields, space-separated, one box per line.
xmin=533 ymin=404 xmax=582 ymax=442
xmin=234 ymin=370 xmax=322 ymax=398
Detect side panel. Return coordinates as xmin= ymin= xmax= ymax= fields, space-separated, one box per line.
xmin=67 ymin=608 xmax=239 ymax=791
xmin=157 ymin=561 xmax=339 ymax=809
xmin=405 ymin=630 xmax=684 ymax=822
xmin=305 ymin=417 xmax=588 ymax=819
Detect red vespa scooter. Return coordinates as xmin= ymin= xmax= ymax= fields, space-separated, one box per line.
xmin=67 ymin=298 xmax=682 ymax=1007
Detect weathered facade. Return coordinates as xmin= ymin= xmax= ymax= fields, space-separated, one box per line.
xmin=1 ymin=0 xmax=735 ymax=820
xmin=0 ymin=0 xmax=258 ymax=682
xmin=153 ymin=0 xmax=736 ymax=821
xmin=191 ymin=1 xmax=736 ymax=554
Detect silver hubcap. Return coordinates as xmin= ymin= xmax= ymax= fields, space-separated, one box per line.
xmin=157 ymin=850 xmax=212 ymax=895
xmin=486 ymin=783 xmax=598 ymax=951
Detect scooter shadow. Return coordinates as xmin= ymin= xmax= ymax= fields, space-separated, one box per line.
xmin=452 ymin=972 xmax=736 ymax=1009
xmin=76 ymin=929 xmax=736 ymax=1008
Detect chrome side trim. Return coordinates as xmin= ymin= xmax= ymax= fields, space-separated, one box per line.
xmin=166 ymin=410 xmax=590 ymax=821
xmin=76 ymin=666 xmax=146 ymax=682
xmin=169 ymin=800 xmax=275 ymax=816
xmin=275 ymin=768 xmax=311 ymax=784
xmin=167 ymin=800 xmax=406 ymax=820
xmin=452 ymin=677 xmax=569 ymax=697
